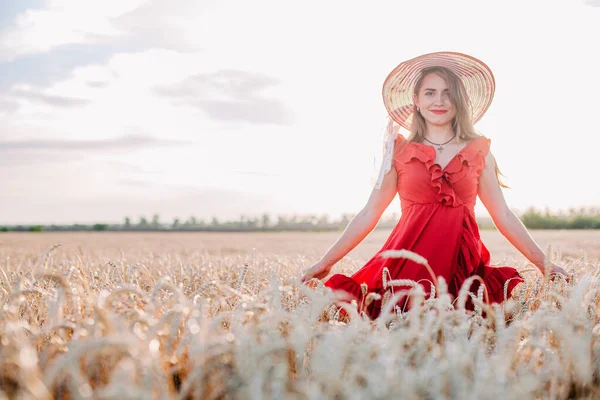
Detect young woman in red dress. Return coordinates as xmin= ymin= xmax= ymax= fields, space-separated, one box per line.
xmin=300 ymin=51 xmax=568 ymax=320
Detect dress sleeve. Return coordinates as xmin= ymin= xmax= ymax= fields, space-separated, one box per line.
xmin=374 ymin=118 xmax=402 ymax=190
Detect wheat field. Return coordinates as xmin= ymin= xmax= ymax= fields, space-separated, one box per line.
xmin=1 ymin=230 xmax=599 ymax=399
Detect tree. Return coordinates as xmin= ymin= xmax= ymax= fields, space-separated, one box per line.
xmin=276 ymin=215 xmax=287 ymax=229
xmin=185 ymin=216 xmax=197 ymax=227
xmin=318 ymin=214 xmax=329 ymax=225
xmin=138 ymin=216 xmax=149 ymax=228
xmin=246 ymin=217 xmax=259 ymax=229
xmin=172 ymin=218 xmax=180 ymax=230
xmin=261 ymin=213 xmax=271 ymax=229
xmin=521 ymin=207 xmax=545 ymax=229
xmin=340 ymin=213 xmax=353 ymax=226
xmin=124 ymin=217 xmax=131 ymax=229
xmin=151 ymin=214 xmax=160 ymax=229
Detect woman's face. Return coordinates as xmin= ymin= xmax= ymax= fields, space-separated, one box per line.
xmin=413 ymin=72 xmax=457 ymax=128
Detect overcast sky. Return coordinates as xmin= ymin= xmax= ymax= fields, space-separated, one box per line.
xmin=1 ymin=0 xmax=599 ymax=225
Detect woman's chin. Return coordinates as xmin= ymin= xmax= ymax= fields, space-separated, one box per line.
xmin=425 ymin=120 xmax=453 ymax=127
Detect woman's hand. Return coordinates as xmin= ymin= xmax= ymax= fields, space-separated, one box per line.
xmin=300 ymin=261 xmax=332 ymax=284
xmin=543 ymin=262 xmax=570 ymax=282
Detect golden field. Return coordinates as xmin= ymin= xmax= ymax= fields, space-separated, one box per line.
xmin=1 ymin=230 xmax=600 ymax=399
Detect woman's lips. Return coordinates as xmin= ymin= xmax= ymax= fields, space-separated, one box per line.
xmin=430 ymin=110 xmax=447 ymax=114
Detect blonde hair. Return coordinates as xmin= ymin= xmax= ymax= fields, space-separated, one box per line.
xmin=399 ymin=66 xmax=508 ymax=188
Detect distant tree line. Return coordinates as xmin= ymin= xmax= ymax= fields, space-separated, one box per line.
xmin=521 ymin=206 xmax=600 ymax=229
xmin=0 ymin=213 xmax=398 ymax=233
xmin=1 ymin=207 xmax=598 ymax=232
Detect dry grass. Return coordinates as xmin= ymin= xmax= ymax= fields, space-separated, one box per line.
xmin=0 ymin=231 xmax=599 ymax=399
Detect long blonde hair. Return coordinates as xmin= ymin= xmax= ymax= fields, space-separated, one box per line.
xmin=400 ymin=66 xmax=508 ymax=188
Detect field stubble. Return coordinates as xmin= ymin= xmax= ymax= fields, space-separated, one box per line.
xmin=0 ymin=230 xmax=599 ymax=399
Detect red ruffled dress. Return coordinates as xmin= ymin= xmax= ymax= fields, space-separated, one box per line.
xmin=324 ymin=134 xmax=524 ymax=319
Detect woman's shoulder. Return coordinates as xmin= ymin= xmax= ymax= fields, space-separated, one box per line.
xmin=471 ymin=134 xmax=491 ymax=148
xmin=393 ymin=133 xmax=407 ymax=143
xmin=464 ymin=134 xmax=492 ymax=160
xmin=393 ymin=133 xmax=410 ymax=153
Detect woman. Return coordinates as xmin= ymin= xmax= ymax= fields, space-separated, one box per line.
xmin=300 ymin=51 xmax=569 ymax=320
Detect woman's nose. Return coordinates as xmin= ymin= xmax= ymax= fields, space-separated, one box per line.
xmin=435 ymin=94 xmax=447 ymax=104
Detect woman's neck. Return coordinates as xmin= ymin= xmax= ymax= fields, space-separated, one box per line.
xmin=423 ymin=125 xmax=455 ymax=143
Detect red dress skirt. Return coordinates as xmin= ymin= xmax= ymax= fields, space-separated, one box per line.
xmin=324 ymin=135 xmax=524 ymax=319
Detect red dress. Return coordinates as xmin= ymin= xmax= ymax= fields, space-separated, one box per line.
xmin=324 ymin=134 xmax=524 ymax=319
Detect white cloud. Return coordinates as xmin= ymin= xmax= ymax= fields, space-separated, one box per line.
xmin=154 ymin=70 xmax=294 ymax=125
xmin=0 ymin=0 xmax=146 ymax=62
xmin=0 ymin=0 xmax=224 ymax=63
xmin=112 ymin=0 xmax=218 ymax=52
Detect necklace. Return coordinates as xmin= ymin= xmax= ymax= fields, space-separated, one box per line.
xmin=423 ymin=133 xmax=457 ymax=152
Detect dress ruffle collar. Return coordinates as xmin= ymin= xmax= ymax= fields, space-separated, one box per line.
xmin=395 ymin=136 xmax=491 ymax=207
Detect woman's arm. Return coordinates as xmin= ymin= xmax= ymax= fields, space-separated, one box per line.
xmin=300 ymin=162 xmax=398 ymax=282
xmin=322 ymin=166 xmax=399 ymax=267
xmin=477 ymin=151 xmax=556 ymax=273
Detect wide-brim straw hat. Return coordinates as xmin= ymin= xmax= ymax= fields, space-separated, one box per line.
xmin=382 ymin=51 xmax=496 ymax=131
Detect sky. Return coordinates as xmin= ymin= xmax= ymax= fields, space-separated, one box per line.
xmin=1 ymin=0 xmax=599 ymax=225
